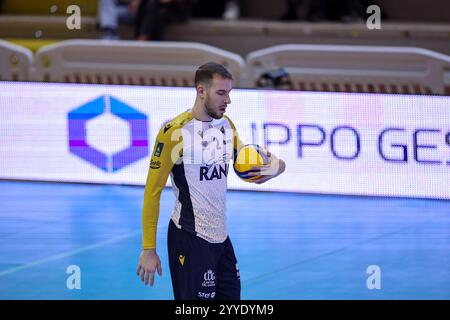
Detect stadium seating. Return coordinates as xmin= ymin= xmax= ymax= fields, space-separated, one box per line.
xmin=33 ymin=39 xmax=247 ymax=86
xmin=0 ymin=39 xmax=33 ymax=81
xmin=246 ymin=44 xmax=450 ymax=95
xmin=1 ymin=37 xmax=450 ymax=95
xmin=4 ymin=39 xmax=59 ymax=53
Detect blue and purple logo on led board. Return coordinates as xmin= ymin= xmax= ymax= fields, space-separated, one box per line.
xmin=68 ymin=95 xmax=148 ymax=172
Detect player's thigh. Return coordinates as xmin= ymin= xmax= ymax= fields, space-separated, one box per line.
xmin=215 ymin=237 xmax=241 ymax=300
xmin=167 ymin=221 xmax=218 ymax=299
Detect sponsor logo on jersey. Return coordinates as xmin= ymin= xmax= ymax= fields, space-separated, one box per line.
xmin=163 ymin=123 xmax=173 ymax=133
xmin=150 ymin=160 xmax=161 ymax=169
xmin=154 ymin=142 xmax=164 ymax=157
xmin=200 ymin=164 xmax=229 ymax=181
xmin=179 ymin=118 xmax=189 ymax=126
xmin=202 ymin=137 xmax=222 ymax=150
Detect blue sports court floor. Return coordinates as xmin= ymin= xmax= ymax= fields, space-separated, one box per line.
xmin=0 ymin=180 xmax=449 ymax=299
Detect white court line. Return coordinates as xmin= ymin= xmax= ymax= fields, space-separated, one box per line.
xmin=0 ymin=224 xmax=168 ymax=278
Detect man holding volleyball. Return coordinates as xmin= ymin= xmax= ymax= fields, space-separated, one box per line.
xmin=136 ymin=62 xmax=286 ymax=300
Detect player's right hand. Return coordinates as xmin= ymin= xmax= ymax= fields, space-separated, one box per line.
xmin=137 ymin=249 xmax=162 ymax=286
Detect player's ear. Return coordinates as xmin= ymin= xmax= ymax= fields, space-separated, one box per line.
xmin=196 ymin=85 xmax=205 ymax=98
xmin=197 ymin=83 xmax=208 ymax=99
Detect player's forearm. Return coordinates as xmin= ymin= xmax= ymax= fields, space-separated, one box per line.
xmin=141 ymin=192 xmax=162 ymax=249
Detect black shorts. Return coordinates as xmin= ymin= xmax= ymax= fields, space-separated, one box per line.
xmin=167 ymin=219 xmax=241 ymax=300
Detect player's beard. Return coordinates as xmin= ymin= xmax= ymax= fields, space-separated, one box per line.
xmin=204 ymin=97 xmax=222 ymax=119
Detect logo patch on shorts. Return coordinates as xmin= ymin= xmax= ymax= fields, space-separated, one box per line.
xmin=178 ymin=255 xmax=185 ymax=266
xmin=202 ymin=270 xmax=216 ymax=287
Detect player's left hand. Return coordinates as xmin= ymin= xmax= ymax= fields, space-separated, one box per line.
xmin=247 ymin=151 xmax=286 ymax=184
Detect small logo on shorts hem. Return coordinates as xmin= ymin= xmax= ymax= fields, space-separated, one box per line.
xmin=178 ymin=255 xmax=185 ymax=266
xmin=202 ymin=270 xmax=215 ymax=287
xmin=198 ymin=291 xmax=215 ymax=299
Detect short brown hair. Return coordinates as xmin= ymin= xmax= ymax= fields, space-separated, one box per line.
xmin=194 ymin=62 xmax=233 ymax=88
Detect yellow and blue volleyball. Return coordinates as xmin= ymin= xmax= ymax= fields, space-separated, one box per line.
xmin=233 ymin=144 xmax=269 ymax=182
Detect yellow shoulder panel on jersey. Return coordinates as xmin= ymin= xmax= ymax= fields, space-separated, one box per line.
xmin=142 ymin=111 xmax=193 ymax=249
xmin=224 ymin=115 xmax=244 ymax=153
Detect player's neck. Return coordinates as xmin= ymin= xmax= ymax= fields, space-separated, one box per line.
xmin=191 ymin=100 xmax=213 ymax=122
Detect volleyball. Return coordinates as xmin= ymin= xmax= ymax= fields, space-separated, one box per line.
xmin=233 ymin=144 xmax=269 ymax=182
